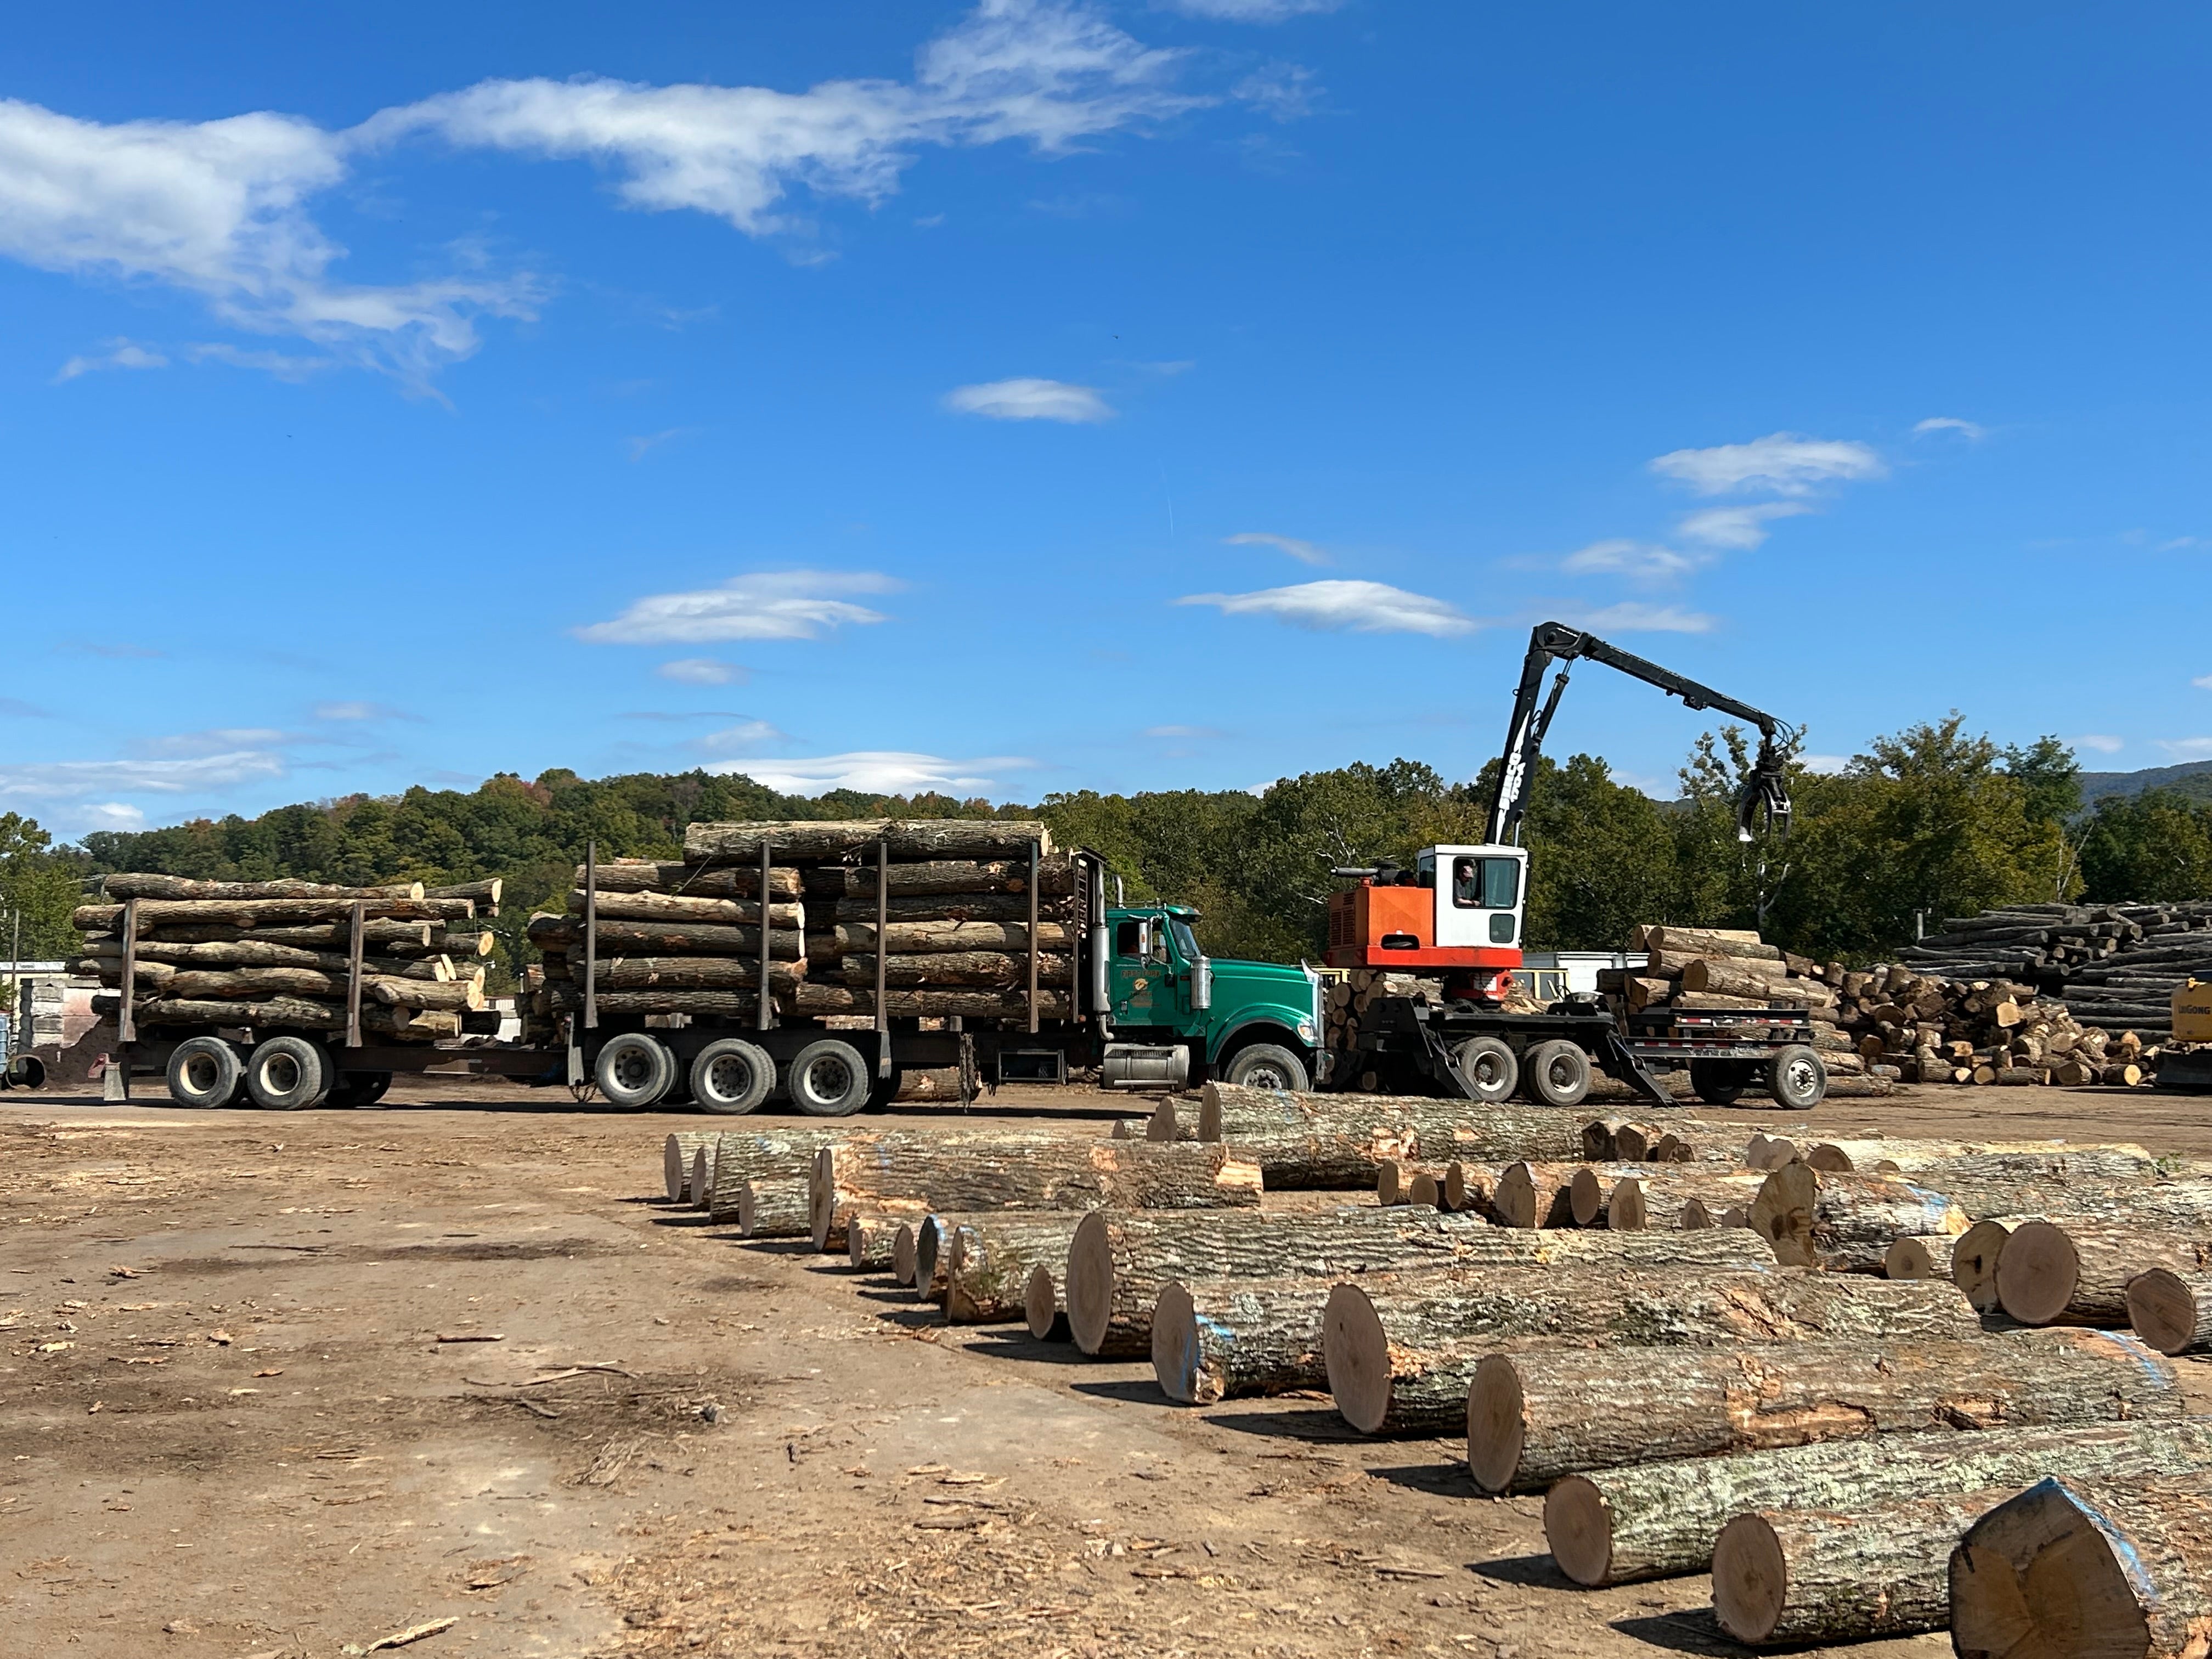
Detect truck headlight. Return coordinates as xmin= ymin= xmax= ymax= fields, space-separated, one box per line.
xmin=1296 ymin=1019 xmax=1316 ymax=1043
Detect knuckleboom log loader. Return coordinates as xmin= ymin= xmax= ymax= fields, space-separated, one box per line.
xmin=1326 ymin=621 xmax=1827 ymax=1110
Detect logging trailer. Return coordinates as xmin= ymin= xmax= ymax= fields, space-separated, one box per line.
xmin=1325 ymin=621 xmax=1829 ymax=1111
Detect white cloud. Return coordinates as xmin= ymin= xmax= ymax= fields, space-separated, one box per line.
xmin=709 ymin=750 xmax=1037 ymax=795
xmin=1224 ymin=531 xmax=1325 ymax=565
xmin=2157 ymin=738 xmax=2212 ymax=761
xmin=183 ymin=341 xmax=336 ymax=380
xmin=626 ymin=427 xmax=692 ymax=461
xmin=1674 ymin=503 xmax=1812 ymax=550
xmin=576 ymin=570 xmax=897 ymax=645
xmin=1562 ymin=602 xmax=1716 ymax=634
xmin=358 ymin=1 xmax=1199 ymax=235
xmin=2163 ymin=537 xmax=2204 ymax=552
xmin=1649 ymin=432 xmax=1885 ymax=496
xmin=313 ymin=700 xmax=410 ymax=721
xmin=0 ymin=97 xmax=536 ymax=382
xmin=657 ymin=658 xmax=748 ymax=685
xmin=0 ymin=749 xmax=287 ymax=800
xmin=944 ymin=377 xmax=1112 ymax=422
xmin=1164 ymin=0 xmax=1342 ymax=18
xmin=1233 ymin=64 xmax=1319 ymax=121
xmin=1144 ymin=724 xmax=1219 ymax=738
xmin=55 ymin=337 xmax=167 ymax=382
xmin=1559 ymin=539 xmax=1709 ymax=582
xmin=698 ymin=719 xmax=787 ymax=752
xmin=2194 ymin=675 xmax=2212 ymax=691
xmin=77 ymin=802 xmax=149 ymax=832
xmin=132 ymin=727 xmax=296 ymax=758
xmin=2068 ymin=734 xmax=2125 ymax=755
xmin=1913 ymin=416 xmax=1985 ymax=441
xmin=1798 ymin=754 xmax=1850 ymax=775
xmin=1177 ymin=578 xmax=1477 ymax=637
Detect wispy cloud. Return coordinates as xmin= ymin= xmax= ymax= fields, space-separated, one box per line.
xmin=77 ymin=802 xmax=148 ymax=832
xmin=1144 ymin=724 xmax=1220 ymax=738
xmin=944 ymin=377 xmax=1113 ymax=422
xmin=2193 ymin=674 xmax=2212 ymax=691
xmin=1163 ymin=0 xmax=1343 ymax=18
xmin=1650 ymin=432 xmax=1884 ymax=496
xmin=2068 ymin=734 xmax=2124 ymax=754
xmin=1674 ymin=503 xmax=1811 ymax=550
xmin=657 ymin=658 xmax=749 ymax=685
xmin=709 ymin=750 xmax=1038 ymax=795
xmin=577 ymin=570 xmax=896 ymax=645
xmin=698 ymin=719 xmax=787 ymax=752
xmin=55 ymin=337 xmax=167 ymax=382
xmin=1177 ymin=578 xmax=1477 ymax=636
xmin=183 ymin=341 xmax=336 ymax=380
xmin=1913 ymin=416 xmax=1985 ymax=441
xmin=1224 ymin=531 xmax=1326 ymax=565
xmin=2157 ymin=738 xmax=2212 ymax=760
xmin=313 ymin=699 xmax=413 ymax=721
xmin=627 ymin=427 xmax=692 ymax=461
xmin=1233 ymin=63 xmax=1320 ymax=121
xmin=1559 ymin=539 xmax=1709 ymax=583
xmin=1798 ymin=754 xmax=1850 ymax=775
xmin=0 ymin=748 xmax=288 ymax=800
xmin=1562 ymin=602 xmax=1716 ymax=634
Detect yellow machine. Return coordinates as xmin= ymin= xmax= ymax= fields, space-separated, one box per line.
xmin=2175 ymin=979 xmax=2212 ymax=1044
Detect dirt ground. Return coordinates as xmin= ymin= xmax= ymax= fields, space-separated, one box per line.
xmin=3 ymin=1075 xmax=2208 ymax=1659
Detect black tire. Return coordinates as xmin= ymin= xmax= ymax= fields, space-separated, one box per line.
xmin=1767 ymin=1045 xmax=1827 ymax=1110
xmin=595 ymin=1033 xmax=675 ymax=1109
xmin=165 ymin=1036 xmax=242 ymax=1108
xmin=244 ymin=1036 xmax=331 ymax=1110
xmin=788 ymin=1039 xmax=872 ymax=1117
xmin=328 ymin=1070 xmax=393 ymax=1109
xmin=1223 ymin=1042 xmax=1311 ymax=1093
xmin=867 ymin=1065 xmax=907 ymax=1112
xmin=5 ymin=1054 xmax=44 ymax=1090
xmin=1452 ymin=1036 xmax=1520 ymax=1104
xmin=1689 ymin=1058 xmax=1750 ymax=1107
xmin=690 ymin=1039 xmax=775 ymax=1115
xmin=1522 ymin=1039 xmax=1592 ymax=1108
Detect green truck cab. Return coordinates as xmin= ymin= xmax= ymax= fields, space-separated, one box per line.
xmin=1099 ymin=903 xmax=1326 ymax=1093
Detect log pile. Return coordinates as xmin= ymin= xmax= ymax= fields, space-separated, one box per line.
xmin=1826 ymin=963 xmax=2148 ymax=1088
xmin=527 ymin=819 xmax=1077 ymax=1034
xmin=1897 ymin=900 xmax=2212 ymax=1043
xmin=77 ymin=874 xmax=498 ymax=1043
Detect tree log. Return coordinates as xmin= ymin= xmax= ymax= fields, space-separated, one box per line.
xmin=833 ymin=920 xmax=1070 ymax=954
xmin=1067 ymin=1211 xmax=1775 ymax=1359
xmin=1545 ymin=1417 xmax=2212 ymax=1588
xmin=1995 ymin=1222 xmax=2212 ymax=1326
xmin=839 ymin=951 xmax=1074 ymax=988
xmin=1494 ymin=1161 xmax=1582 ymax=1228
xmin=75 ymin=896 xmax=470 ymax=929
xmin=1600 ymin=1170 xmax=1768 ymax=1231
xmin=425 ymin=878 xmax=501 ymax=910
xmin=126 ymin=996 xmax=459 ymax=1040
xmin=576 ymin=860 xmax=801 ymax=898
xmin=2126 ymin=1267 xmax=2212 ymax=1355
xmin=1025 ymin=1263 xmax=1067 ymax=1340
xmin=846 ymin=1210 xmax=922 ymax=1271
xmin=805 ymin=857 xmax=1075 ymax=898
xmin=574 ymin=958 xmax=808 ymax=990
xmin=810 ymin=1137 xmax=1261 ymax=1252
xmin=785 ymin=984 xmax=1073 ymax=1020
xmin=1682 ymin=958 xmax=1834 ymax=1006
xmin=137 ymin=919 xmax=435 ymax=950
xmin=1883 ymin=1234 xmax=1956 ymax=1280
xmin=834 ymin=894 xmax=1075 ymax=924
xmin=736 ymin=1181 xmax=811 ymax=1239
xmin=1323 ymin=1260 xmax=1971 ymax=1436
xmin=1642 ymin=927 xmax=1782 ymax=961
xmin=662 ymin=1131 xmax=720 ymax=1203
xmin=941 ymin=1214 xmax=1089 ymax=1323
xmin=1950 ymin=1218 xmax=2021 ymax=1312
xmin=1951 ymin=1474 xmax=2212 ymax=1659
xmin=1468 ymin=1329 xmax=2179 ymax=1492
xmin=1197 ymin=1084 xmax=1589 ymax=1186
xmin=684 ymin=819 xmax=1053 ymax=864
xmin=1152 ymin=1277 xmax=1336 ymax=1404
xmin=149 ymin=966 xmax=483 ymax=1010
xmin=570 ymin=889 xmax=805 ymax=928
xmin=1750 ymin=1163 xmax=1968 ymax=1272
xmin=703 ymin=1129 xmax=856 ymax=1221
xmin=1799 ymin=1138 xmax=2159 ymax=1178
xmin=1713 ymin=1489 xmax=2015 ymax=1646
xmin=101 ymin=875 xmax=424 ymax=901
xmin=526 ymin=915 xmax=804 ymax=957
xmin=92 ymin=940 xmax=438 ymax=975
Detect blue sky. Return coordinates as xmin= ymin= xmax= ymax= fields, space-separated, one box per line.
xmin=3 ymin=1 xmax=2209 ymax=838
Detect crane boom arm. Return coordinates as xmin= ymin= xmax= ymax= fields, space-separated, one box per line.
xmin=1486 ymin=620 xmax=1797 ymax=847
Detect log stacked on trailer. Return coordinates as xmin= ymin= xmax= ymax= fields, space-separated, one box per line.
xmin=77 ymin=874 xmax=498 ymax=1043
xmin=528 ymin=820 xmax=1078 ymax=1030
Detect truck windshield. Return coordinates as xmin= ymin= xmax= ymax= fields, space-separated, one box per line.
xmin=1168 ymin=918 xmax=1201 ymax=963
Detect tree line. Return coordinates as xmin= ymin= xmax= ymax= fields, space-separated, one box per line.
xmin=2 ymin=716 xmax=2207 ymax=989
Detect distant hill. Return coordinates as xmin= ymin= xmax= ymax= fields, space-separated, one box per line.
xmin=2078 ymin=759 xmax=2212 ymax=806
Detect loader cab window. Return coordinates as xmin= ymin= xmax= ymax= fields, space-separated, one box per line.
xmin=1452 ymin=857 xmax=1520 ymax=911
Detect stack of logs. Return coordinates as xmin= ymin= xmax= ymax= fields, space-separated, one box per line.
xmin=75 ymin=874 xmax=499 ymax=1042
xmin=523 ymin=819 xmax=1079 ymax=1034
xmin=1827 ymin=966 xmax=2149 ymax=1087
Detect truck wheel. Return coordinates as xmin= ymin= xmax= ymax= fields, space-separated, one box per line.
xmin=1522 ymin=1040 xmax=1592 ymax=1108
xmin=1767 ymin=1045 xmax=1827 ymax=1110
xmin=690 ymin=1039 xmax=775 ymax=1115
xmin=244 ymin=1036 xmax=331 ymax=1110
xmin=788 ymin=1039 xmax=872 ymax=1117
xmin=867 ymin=1065 xmax=907 ymax=1111
xmin=1453 ymin=1036 xmax=1520 ymax=1104
xmin=1689 ymin=1058 xmax=1749 ymax=1106
xmin=595 ymin=1033 xmax=675 ymax=1109
xmin=1223 ymin=1043 xmax=1311 ymax=1093
xmin=328 ymin=1070 xmax=393 ymax=1109
xmin=166 ymin=1036 xmax=242 ymax=1108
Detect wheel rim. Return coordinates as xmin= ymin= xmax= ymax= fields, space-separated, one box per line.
xmin=706 ymin=1054 xmax=754 ymax=1102
xmin=1244 ymin=1063 xmax=1289 ymax=1090
xmin=1471 ymin=1051 xmax=1505 ymax=1087
xmin=1544 ymin=1056 xmax=1576 ymax=1092
xmin=611 ymin=1049 xmax=654 ymax=1091
xmin=1783 ymin=1058 xmax=1818 ymax=1098
xmin=184 ymin=1056 xmax=220 ymax=1095
xmin=806 ymin=1056 xmax=854 ymax=1103
xmin=264 ymin=1055 xmax=301 ymax=1094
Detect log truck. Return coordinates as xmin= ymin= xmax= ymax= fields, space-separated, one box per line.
xmin=1326 ymin=621 xmax=1826 ymax=1110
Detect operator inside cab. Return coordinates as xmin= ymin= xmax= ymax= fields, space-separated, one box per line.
xmin=1452 ymin=858 xmax=1479 ymax=907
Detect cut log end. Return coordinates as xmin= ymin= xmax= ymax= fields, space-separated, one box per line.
xmin=1322 ymin=1282 xmax=1393 ymax=1435
xmin=1152 ymin=1282 xmax=1201 ymax=1404
xmin=1609 ymin=1176 xmax=1649 ymax=1231
xmin=1569 ymin=1167 xmax=1604 ymax=1227
xmin=1884 ymin=1235 xmax=1945 ymax=1280
xmin=1543 ymin=1476 xmax=1614 ymax=1587
xmin=1465 ymin=1353 xmax=1527 ymax=1494
xmin=1066 ymin=1212 xmax=1114 ymax=1355
xmin=1146 ymin=1098 xmax=1181 ymax=1143
xmin=1949 ymin=1486 xmax=2150 ymax=1659
xmin=1710 ymin=1514 xmax=1789 ymax=1646
xmin=1024 ymin=1263 xmax=1065 ymax=1341
xmin=892 ymin=1224 xmax=920 ymax=1289
xmin=1994 ymin=1220 xmax=2081 ymax=1327
xmin=1951 ymin=1220 xmax=2013 ymax=1313
xmin=913 ymin=1216 xmax=949 ymax=1296
xmin=662 ymin=1136 xmax=687 ymax=1204
xmin=2126 ymin=1268 xmax=2201 ymax=1356
xmin=690 ymin=1149 xmax=712 ymax=1212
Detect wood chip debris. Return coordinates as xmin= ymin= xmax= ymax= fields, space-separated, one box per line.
xmin=349 ymin=1615 xmax=459 ymax=1652
xmin=435 ymin=1333 xmax=504 ymax=1344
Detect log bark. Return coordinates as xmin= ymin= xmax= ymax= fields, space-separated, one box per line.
xmin=1197 ymin=1084 xmax=1589 ymax=1186
xmin=662 ymin=1131 xmax=721 ymax=1203
xmin=839 ymin=951 xmax=1073 ymax=988
xmin=1544 ymin=1417 xmax=2212 ymax=1588
xmin=547 ymin=988 xmax=772 ymax=1019
xmin=1712 ymin=1489 xmax=2015 ymax=1646
xmin=736 ymin=1181 xmax=810 ymax=1239
xmin=846 ymin=1210 xmax=918 ymax=1271
xmin=784 ymin=984 xmax=1073 ymax=1020
xmin=570 ymin=889 xmax=804 ymax=928
xmin=425 ymin=878 xmax=501 ymax=910
xmin=576 ymin=860 xmax=801 ymax=899
xmin=148 ymin=966 xmax=483 ymax=1009
xmin=1641 ymin=927 xmax=1782 ymax=961
xmin=1600 ymin=1170 xmax=1768 ymax=1231
xmin=1950 ymin=1474 xmax=2212 ymax=1659
xmin=810 ymin=1137 xmax=1262 ymax=1252
xmin=129 ymin=995 xmax=458 ymax=1039
xmin=703 ymin=1129 xmax=855 ymax=1221
xmin=1995 ymin=1222 xmax=2212 ymax=1327
xmin=806 ymin=857 xmax=1075 ymax=899
xmin=571 ymin=958 xmax=808 ymax=990
xmin=1323 ymin=1261 xmax=1973 ymax=1436
xmin=1068 ymin=1211 xmax=1775 ymax=1359
xmin=527 ymin=915 xmax=804 ymax=958
xmin=75 ymin=896 xmax=470 ymax=929
xmin=1683 ymin=959 xmax=1833 ymax=1006
xmin=833 ymin=893 xmax=1075 ymax=925
xmin=101 ymin=874 xmax=423 ymax=901
xmin=683 ymin=819 xmax=1053 ymax=863
xmin=1152 ymin=1276 xmax=1336 ymax=1404
xmin=2126 ymin=1267 xmax=2212 ymax=1355
xmin=1494 ymin=1161 xmax=1582 ymax=1228
xmin=942 ymin=1214 xmax=1088 ymax=1323
xmin=1800 ymin=1138 xmax=2159 ymax=1180
xmin=833 ymin=919 xmax=1070 ymax=954
xmin=1468 ymin=1329 xmax=2180 ymax=1493
xmin=135 ymin=919 xmax=435 ymax=950
xmin=1749 ymin=1163 xmax=1968 ymax=1272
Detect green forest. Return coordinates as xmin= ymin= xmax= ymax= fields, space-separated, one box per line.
xmin=4 ymin=716 xmax=2210 ymax=990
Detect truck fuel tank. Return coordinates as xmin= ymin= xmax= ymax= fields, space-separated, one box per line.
xmin=1101 ymin=1043 xmax=1190 ymax=1091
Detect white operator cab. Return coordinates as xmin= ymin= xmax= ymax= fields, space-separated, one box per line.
xmin=1414 ymin=845 xmax=1530 ymax=955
